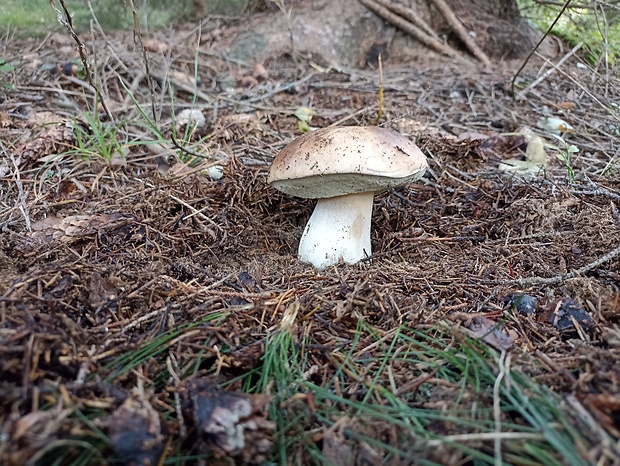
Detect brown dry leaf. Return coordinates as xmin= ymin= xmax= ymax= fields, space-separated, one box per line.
xmin=465 ymin=316 xmax=514 ymax=350
xmin=253 ymin=63 xmax=269 ymax=82
xmin=3 ymin=408 xmax=71 ymax=465
xmin=169 ymin=69 xmax=200 ymax=88
xmin=143 ymin=38 xmax=169 ymax=54
xmin=0 ymin=112 xmax=11 ymax=128
xmin=88 ymin=271 xmax=121 ymax=311
xmin=185 ymin=378 xmax=274 ymax=463
xmin=556 ymin=101 xmax=576 ymax=110
xmin=108 ymin=392 xmax=168 ymax=466
xmin=322 ymin=427 xmax=355 ymax=466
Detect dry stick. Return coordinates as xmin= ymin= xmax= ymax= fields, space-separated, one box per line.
xmin=493 ymin=350 xmax=507 ymax=466
xmin=372 ymin=0 xmax=440 ymax=39
xmin=51 ymin=0 xmax=113 ymax=122
xmin=516 ymin=42 xmax=583 ymax=100
xmin=401 ymin=235 xmax=485 ymax=242
xmin=500 ymin=242 xmax=620 ymax=286
xmin=534 ymin=350 xmax=577 ymax=385
xmin=429 ymin=0 xmax=492 ymax=67
xmin=534 ymin=50 xmax=620 ymax=122
xmin=2 ymin=141 xmax=32 ymax=231
xmin=511 ymin=0 xmax=573 ymax=97
xmin=565 ymin=394 xmax=620 ymax=457
xmin=127 ymin=0 xmax=158 ymax=125
xmin=375 ymin=54 xmax=384 ymax=125
xmin=327 ymin=106 xmax=374 ymax=128
xmin=358 ymin=0 xmax=470 ymax=64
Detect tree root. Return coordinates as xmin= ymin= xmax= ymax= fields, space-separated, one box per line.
xmin=358 ymin=0 xmax=491 ymax=67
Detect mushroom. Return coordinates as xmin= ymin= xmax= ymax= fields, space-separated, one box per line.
xmin=268 ymin=126 xmax=428 ymax=269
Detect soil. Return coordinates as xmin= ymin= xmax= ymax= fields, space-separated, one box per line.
xmin=1 ymin=15 xmax=620 ymax=466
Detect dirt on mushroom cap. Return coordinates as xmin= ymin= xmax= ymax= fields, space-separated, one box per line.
xmin=268 ymin=126 xmax=429 ymax=198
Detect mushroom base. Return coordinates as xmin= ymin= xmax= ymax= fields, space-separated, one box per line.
xmin=298 ymin=192 xmax=374 ymax=269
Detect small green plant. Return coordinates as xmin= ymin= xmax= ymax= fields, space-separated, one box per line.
xmin=549 ymin=134 xmax=579 ymax=182
xmin=0 ymin=58 xmax=15 ymax=90
xmin=517 ymin=0 xmax=620 ymax=65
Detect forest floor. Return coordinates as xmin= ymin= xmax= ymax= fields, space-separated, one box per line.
xmin=1 ymin=19 xmax=620 ymax=466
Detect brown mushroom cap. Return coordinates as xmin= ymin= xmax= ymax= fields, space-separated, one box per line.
xmin=268 ymin=126 xmax=428 ymax=199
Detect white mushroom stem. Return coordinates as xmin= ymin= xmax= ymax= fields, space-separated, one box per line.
xmin=298 ymin=192 xmax=374 ymax=269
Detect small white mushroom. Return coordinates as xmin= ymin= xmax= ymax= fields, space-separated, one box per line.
xmin=267 ymin=126 xmax=429 ymax=269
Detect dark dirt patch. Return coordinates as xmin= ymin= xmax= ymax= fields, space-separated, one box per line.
xmin=1 ymin=17 xmax=620 ymax=465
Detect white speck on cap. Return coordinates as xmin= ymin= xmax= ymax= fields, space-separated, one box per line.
xmin=268 ymin=126 xmax=428 ymax=199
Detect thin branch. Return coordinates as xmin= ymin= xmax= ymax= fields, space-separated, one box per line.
xmin=127 ymin=0 xmax=158 ymax=125
xmin=516 ymin=42 xmax=583 ymax=100
xmin=486 ymin=242 xmax=620 ymax=286
xmin=511 ymin=0 xmax=573 ymax=97
xmin=50 ymin=0 xmax=113 ymax=122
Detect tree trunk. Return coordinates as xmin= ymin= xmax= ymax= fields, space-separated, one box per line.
xmin=218 ymin=0 xmax=540 ymax=67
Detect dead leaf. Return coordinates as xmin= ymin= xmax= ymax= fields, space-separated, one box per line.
xmin=108 ymin=393 xmax=168 ymax=466
xmin=89 ymin=271 xmax=120 ymax=311
xmin=184 ymin=378 xmax=274 ymax=462
xmin=322 ymin=427 xmax=355 ymax=466
xmin=143 ymin=38 xmax=169 ymax=54
xmin=465 ymin=316 xmax=514 ymax=350
xmin=253 ymin=63 xmax=268 ymax=82
xmin=556 ymin=101 xmax=576 ymax=110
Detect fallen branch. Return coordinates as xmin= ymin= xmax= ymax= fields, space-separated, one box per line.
xmin=481 ymin=242 xmax=620 ymax=286
xmin=516 ymin=42 xmax=583 ymax=100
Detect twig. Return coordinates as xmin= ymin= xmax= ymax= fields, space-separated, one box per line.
xmin=127 ymin=0 xmax=158 ymax=125
xmin=533 ymin=52 xmax=620 ymax=122
xmin=428 ymin=0 xmax=493 ymax=67
xmin=375 ymin=54 xmax=384 ymax=125
xmin=3 ymin=141 xmax=32 ymax=231
xmin=327 ymin=106 xmax=374 ymax=127
xmin=565 ymin=394 xmax=620 ymax=457
xmin=167 ymin=193 xmax=224 ymax=233
xmin=516 ymin=42 xmax=583 ymax=100
xmin=534 ymin=350 xmax=577 ymax=385
xmin=357 ymin=0 xmax=471 ymax=64
xmin=571 ymin=176 xmax=620 ymax=201
xmin=511 ymin=0 xmax=573 ymax=97
xmin=401 ymin=235 xmax=485 ymax=242
xmin=493 ymin=350 xmax=507 ymax=466
xmin=484 ymin=242 xmax=620 ymax=286
xmin=50 ymin=0 xmax=113 ymax=122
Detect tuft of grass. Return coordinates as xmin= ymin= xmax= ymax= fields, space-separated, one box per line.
xmin=236 ymin=320 xmax=595 ymax=465
xmin=72 ymin=111 xmax=128 ymax=164
xmin=0 ymin=0 xmax=248 ymax=35
xmin=102 ymin=310 xmax=226 ymax=385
